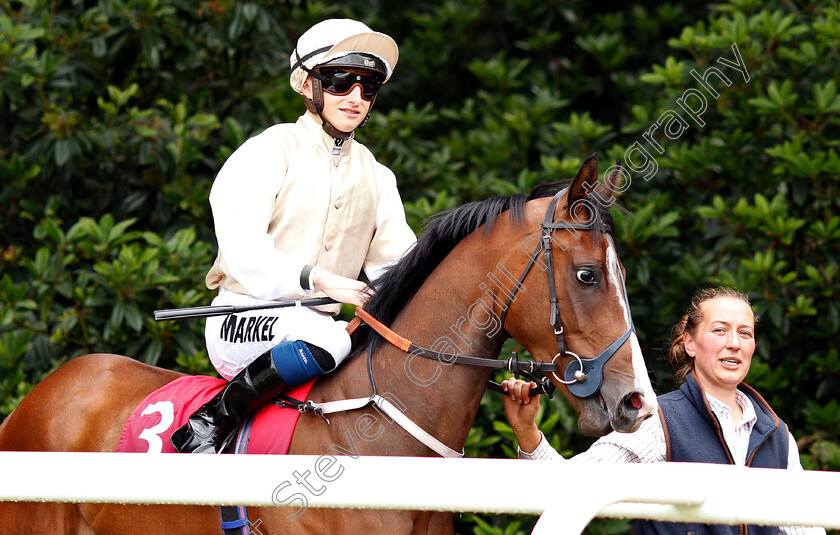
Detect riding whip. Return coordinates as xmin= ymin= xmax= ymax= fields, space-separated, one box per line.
xmin=153 ymin=297 xmax=338 ymax=321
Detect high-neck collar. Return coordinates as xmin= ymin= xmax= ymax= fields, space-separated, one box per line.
xmin=298 ymin=112 xmax=354 ymax=155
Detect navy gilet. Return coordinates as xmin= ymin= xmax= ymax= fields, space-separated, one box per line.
xmin=635 ymin=372 xmax=788 ymax=535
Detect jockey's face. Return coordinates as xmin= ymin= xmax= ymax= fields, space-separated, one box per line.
xmin=303 ymin=72 xmax=373 ymax=133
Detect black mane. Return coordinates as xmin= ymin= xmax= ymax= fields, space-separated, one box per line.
xmin=350 ymin=179 xmax=612 ymax=355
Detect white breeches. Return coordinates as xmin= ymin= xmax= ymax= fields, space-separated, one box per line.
xmin=204 ymin=289 xmax=352 ymax=380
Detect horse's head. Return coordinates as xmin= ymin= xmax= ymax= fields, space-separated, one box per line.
xmin=503 ymin=155 xmax=657 ymax=436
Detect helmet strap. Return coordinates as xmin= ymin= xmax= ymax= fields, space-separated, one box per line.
xmin=357 ymin=94 xmax=377 ymax=129
xmin=303 ymin=72 xmax=353 ymax=140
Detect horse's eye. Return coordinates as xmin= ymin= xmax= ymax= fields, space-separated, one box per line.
xmin=576 ymin=269 xmax=596 ymax=284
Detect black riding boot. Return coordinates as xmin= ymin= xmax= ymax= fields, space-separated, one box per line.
xmin=170 ymin=350 xmax=287 ymax=454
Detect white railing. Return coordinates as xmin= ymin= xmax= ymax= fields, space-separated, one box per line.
xmin=1 ymin=452 xmax=837 ymax=534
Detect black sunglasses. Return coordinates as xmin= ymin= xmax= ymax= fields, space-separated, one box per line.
xmin=317 ymin=69 xmax=384 ymax=101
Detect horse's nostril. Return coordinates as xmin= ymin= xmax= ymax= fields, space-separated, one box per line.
xmin=625 ymin=392 xmax=643 ymax=410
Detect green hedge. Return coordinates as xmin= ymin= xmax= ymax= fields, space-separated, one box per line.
xmin=2 ymin=1 xmax=838 ymax=533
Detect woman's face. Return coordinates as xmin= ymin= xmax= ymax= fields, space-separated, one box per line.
xmin=303 ymin=74 xmax=373 ymax=133
xmin=684 ymin=296 xmax=756 ymax=399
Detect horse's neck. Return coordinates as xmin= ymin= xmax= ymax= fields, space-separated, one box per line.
xmin=372 ymin=246 xmax=507 ymax=453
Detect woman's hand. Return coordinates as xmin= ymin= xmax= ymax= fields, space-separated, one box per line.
xmin=312 ymin=269 xmax=373 ymax=308
xmin=502 ymin=377 xmax=543 ymax=454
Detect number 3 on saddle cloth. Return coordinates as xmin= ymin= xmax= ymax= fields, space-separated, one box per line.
xmin=117 ymin=375 xmax=316 ymax=455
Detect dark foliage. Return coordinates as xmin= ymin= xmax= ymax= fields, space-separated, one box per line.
xmin=2 ymin=1 xmax=838 ymax=532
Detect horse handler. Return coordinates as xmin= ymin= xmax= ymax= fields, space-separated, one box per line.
xmin=170 ymin=18 xmax=416 ymax=454
xmin=503 ymin=287 xmax=825 ymax=535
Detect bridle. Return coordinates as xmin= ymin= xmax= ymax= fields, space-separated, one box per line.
xmin=355 ymin=188 xmax=636 ymax=400
xmin=497 ymin=189 xmax=635 ymax=398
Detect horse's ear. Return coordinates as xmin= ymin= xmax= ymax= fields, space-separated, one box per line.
xmin=568 ymin=153 xmax=599 ymax=216
xmin=569 ymin=155 xmax=624 ymax=215
xmin=594 ymin=160 xmax=624 ymax=206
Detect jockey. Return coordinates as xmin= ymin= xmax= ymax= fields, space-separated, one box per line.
xmin=170 ymin=18 xmax=417 ymax=454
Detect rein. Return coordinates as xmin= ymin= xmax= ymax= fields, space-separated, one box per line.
xmin=352 ymin=308 xmax=557 ymax=397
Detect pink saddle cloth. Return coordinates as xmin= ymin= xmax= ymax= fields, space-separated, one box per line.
xmin=117 ymin=375 xmax=315 ymax=454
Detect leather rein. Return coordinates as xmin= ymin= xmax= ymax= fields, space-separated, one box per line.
xmin=351 ymin=189 xmax=636 ymax=400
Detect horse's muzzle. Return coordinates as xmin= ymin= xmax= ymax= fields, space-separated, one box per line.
xmin=609 ymin=390 xmax=656 ymax=433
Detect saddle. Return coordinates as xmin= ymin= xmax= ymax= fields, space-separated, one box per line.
xmin=117 ymin=375 xmax=315 ymax=455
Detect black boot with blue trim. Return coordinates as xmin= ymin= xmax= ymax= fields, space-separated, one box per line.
xmin=170 ymin=340 xmax=333 ymax=454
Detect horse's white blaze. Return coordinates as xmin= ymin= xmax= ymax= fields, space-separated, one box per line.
xmin=605 ymin=240 xmax=658 ymax=416
xmin=629 ymin=333 xmax=658 ymax=415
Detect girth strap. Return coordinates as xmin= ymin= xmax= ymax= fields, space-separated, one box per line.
xmin=220 ymin=508 xmax=251 ymax=535
xmin=305 ymin=393 xmax=464 ymax=458
xmin=275 ymin=385 xmax=464 ymax=457
xmin=219 ymin=426 xmax=254 ymax=535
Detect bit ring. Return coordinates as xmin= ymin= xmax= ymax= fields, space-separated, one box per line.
xmin=551 ymin=351 xmax=585 ymax=384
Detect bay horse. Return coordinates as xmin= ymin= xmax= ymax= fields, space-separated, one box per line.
xmin=0 ymin=155 xmax=657 ymax=534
